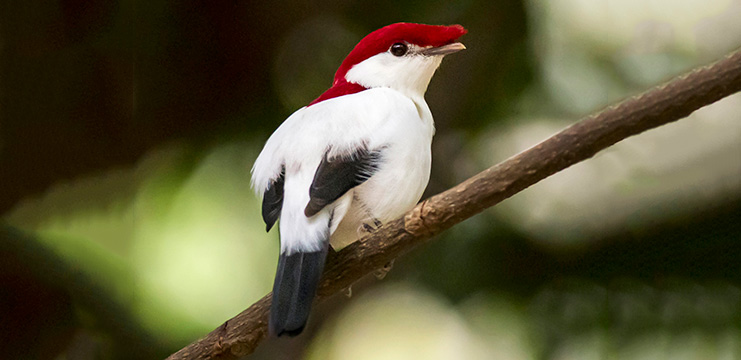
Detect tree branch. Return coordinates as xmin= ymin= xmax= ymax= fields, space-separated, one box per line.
xmin=168 ymin=49 xmax=741 ymax=359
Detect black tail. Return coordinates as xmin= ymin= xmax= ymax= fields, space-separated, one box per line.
xmin=269 ymin=243 xmax=329 ymax=337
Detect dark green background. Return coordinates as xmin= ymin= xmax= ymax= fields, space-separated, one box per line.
xmin=2 ymin=1 xmax=739 ymax=359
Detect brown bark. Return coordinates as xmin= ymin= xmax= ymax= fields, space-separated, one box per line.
xmin=168 ymin=49 xmax=741 ymax=359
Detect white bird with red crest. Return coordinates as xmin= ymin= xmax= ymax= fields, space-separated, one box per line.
xmin=251 ymin=22 xmax=467 ymax=336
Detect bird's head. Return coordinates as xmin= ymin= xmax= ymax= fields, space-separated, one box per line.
xmin=333 ymin=23 xmax=467 ymax=99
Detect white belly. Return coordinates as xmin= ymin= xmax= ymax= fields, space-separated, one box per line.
xmin=329 ymin=134 xmax=432 ymax=250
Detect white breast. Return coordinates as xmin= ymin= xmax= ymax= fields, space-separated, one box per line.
xmin=328 ymin=93 xmax=435 ymax=249
xmin=251 ymin=87 xmax=435 ymax=253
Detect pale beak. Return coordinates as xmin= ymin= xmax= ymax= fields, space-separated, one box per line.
xmin=422 ymin=42 xmax=466 ymax=56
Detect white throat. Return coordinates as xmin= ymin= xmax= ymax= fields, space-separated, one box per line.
xmin=344 ymin=53 xmax=444 ymax=99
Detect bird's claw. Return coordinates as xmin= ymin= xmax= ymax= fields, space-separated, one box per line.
xmin=373 ymin=260 xmax=395 ymax=280
xmin=361 ymin=219 xmax=383 ymax=233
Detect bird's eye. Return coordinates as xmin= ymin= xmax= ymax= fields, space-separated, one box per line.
xmin=390 ymin=42 xmax=408 ymax=56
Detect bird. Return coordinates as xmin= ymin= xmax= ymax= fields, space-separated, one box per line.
xmin=251 ymin=22 xmax=467 ymax=337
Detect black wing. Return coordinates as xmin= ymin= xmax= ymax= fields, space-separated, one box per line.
xmin=304 ymin=146 xmax=383 ymax=217
xmin=262 ymin=168 xmax=285 ymax=232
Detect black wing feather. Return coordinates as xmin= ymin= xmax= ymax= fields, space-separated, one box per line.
xmin=304 ymin=146 xmax=382 ymax=217
xmin=262 ymin=168 xmax=285 ymax=232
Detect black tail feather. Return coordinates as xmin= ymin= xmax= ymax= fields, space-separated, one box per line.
xmin=270 ymin=243 xmax=329 ymax=337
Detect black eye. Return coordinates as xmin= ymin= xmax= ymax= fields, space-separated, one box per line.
xmin=390 ymin=42 xmax=408 ymax=56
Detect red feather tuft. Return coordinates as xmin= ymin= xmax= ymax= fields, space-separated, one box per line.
xmin=308 ymin=23 xmax=467 ymax=107
xmin=334 ymin=23 xmax=467 ymax=84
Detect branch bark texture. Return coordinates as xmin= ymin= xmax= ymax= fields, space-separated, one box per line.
xmin=169 ymin=49 xmax=741 ymax=359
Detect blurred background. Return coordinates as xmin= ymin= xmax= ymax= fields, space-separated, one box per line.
xmin=1 ymin=0 xmax=740 ymax=359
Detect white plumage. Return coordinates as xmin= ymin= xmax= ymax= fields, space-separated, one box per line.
xmin=251 ymin=87 xmax=434 ymax=254
xmin=250 ymin=22 xmax=466 ymax=337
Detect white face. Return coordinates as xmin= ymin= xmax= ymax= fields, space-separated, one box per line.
xmin=344 ymin=43 xmax=445 ymax=98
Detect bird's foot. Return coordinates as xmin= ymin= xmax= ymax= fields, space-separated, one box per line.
xmin=374 ymin=260 xmax=395 ymax=280
xmin=342 ymin=285 xmax=353 ymax=298
xmin=361 ymin=219 xmax=383 ymax=234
